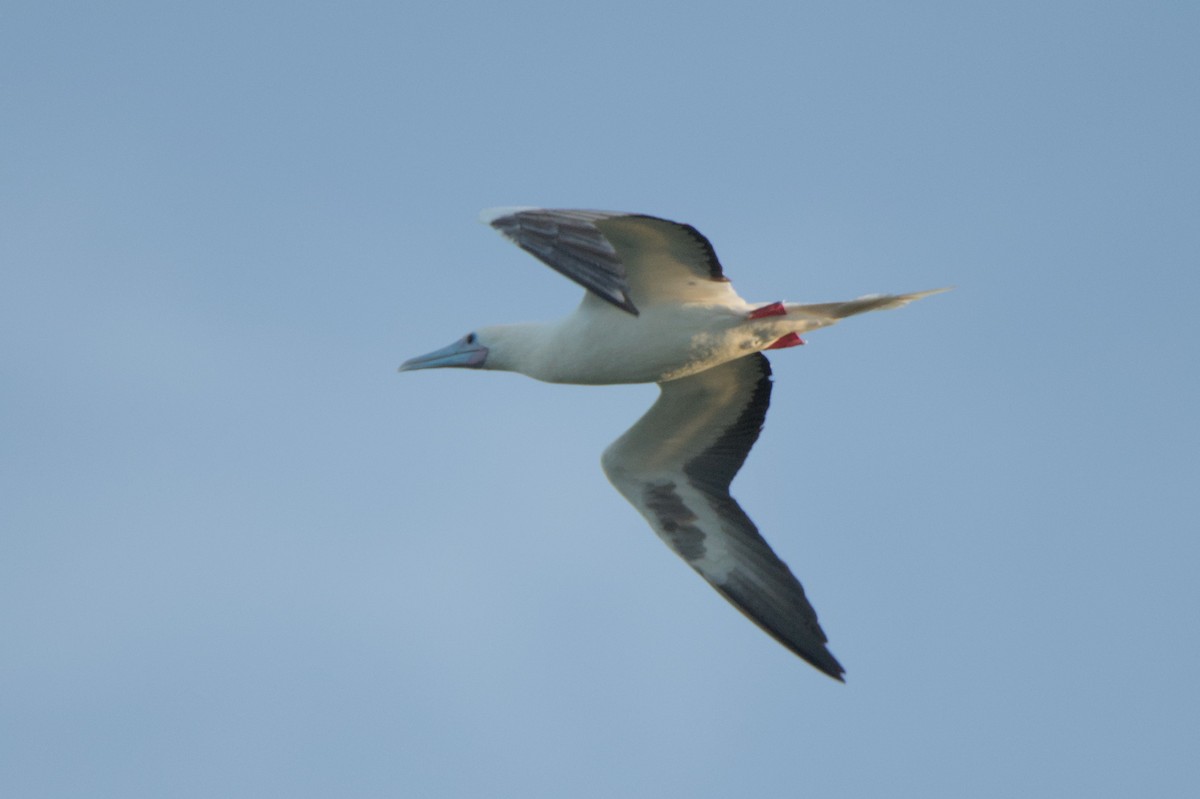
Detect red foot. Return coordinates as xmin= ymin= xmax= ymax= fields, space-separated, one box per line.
xmin=766 ymin=332 xmax=805 ymax=349
xmin=748 ymin=301 xmax=787 ymax=319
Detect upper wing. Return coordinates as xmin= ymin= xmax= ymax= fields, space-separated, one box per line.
xmin=600 ymin=353 xmax=844 ymax=680
xmin=482 ymin=207 xmax=744 ymax=315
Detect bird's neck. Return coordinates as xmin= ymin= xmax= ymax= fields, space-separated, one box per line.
xmin=478 ymin=322 xmax=555 ymax=378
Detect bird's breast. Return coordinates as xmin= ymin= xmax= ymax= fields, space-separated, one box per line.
xmin=530 ymin=303 xmax=760 ymax=385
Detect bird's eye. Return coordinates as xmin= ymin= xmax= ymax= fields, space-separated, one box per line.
xmin=465 ymin=333 xmax=477 ymax=344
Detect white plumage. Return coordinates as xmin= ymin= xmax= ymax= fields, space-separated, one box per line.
xmin=400 ymin=208 xmax=946 ymax=680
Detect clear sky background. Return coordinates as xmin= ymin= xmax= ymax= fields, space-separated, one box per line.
xmin=3 ymin=2 xmax=1198 ymax=797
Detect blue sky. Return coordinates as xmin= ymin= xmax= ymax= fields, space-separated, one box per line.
xmin=3 ymin=1 xmax=1198 ymax=796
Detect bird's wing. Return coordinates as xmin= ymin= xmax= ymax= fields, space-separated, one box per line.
xmin=600 ymin=353 xmax=844 ymax=680
xmin=482 ymin=207 xmax=744 ymax=315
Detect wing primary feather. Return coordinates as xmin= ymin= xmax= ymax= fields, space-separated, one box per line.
xmin=487 ymin=208 xmax=640 ymax=314
xmin=603 ymin=354 xmax=845 ymax=680
xmin=484 ymin=208 xmax=745 ymax=315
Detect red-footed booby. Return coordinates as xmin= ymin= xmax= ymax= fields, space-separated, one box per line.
xmin=400 ymin=208 xmax=946 ymax=681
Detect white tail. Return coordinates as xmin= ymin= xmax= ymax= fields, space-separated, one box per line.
xmin=783 ymin=287 xmax=950 ymax=330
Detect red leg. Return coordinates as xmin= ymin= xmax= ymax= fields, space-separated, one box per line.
xmin=748 ymin=301 xmax=787 ymax=319
xmin=765 ymin=332 xmax=805 ymax=349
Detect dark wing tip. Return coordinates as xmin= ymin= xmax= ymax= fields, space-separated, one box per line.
xmin=712 ymin=579 xmax=846 ymax=681
xmin=610 ymin=292 xmax=640 ymax=315
xmin=480 ymin=207 xmax=641 ymax=315
xmin=811 ymin=647 xmax=846 ymax=682
xmin=672 ymin=355 xmax=844 ymax=680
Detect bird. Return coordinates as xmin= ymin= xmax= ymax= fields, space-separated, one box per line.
xmin=399 ymin=208 xmax=946 ymax=680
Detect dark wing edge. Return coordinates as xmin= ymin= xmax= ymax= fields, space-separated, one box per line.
xmin=625 ymin=213 xmax=727 ymax=282
xmin=604 ymin=354 xmax=845 ymax=681
xmin=705 ymin=492 xmax=846 ymax=681
xmin=484 ymin=208 xmax=640 ymax=315
xmin=686 ymin=354 xmax=844 ymax=680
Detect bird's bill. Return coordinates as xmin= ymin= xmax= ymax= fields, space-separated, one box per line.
xmin=398 ymin=337 xmax=488 ymax=372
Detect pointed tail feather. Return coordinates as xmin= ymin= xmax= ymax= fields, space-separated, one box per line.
xmin=784 ymin=287 xmax=950 ymax=328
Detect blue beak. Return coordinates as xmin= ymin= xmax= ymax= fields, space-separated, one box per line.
xmin=398 ymin=335 xmax=488 ymax=372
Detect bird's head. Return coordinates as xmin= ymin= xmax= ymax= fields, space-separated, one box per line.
xmin=398 ymin=330 xmax=490 ymax=372
xmin=398 ymin=323 xmax=550 ymax=377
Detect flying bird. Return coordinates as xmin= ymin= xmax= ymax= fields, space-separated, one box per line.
xmin=400 ymin=208 xmax=945 ymax=680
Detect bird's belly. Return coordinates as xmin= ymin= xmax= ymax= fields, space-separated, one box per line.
xmin=535 ymin=322 xmax=760 ymax=385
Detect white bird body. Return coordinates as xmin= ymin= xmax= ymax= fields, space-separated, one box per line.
xmin=480 ymin=299 xmax=751 ymax=384
xmin=480 ymin=291 xmax=942 ymax=385
xmin=400 ymin=208 xmax=946 ymax=680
